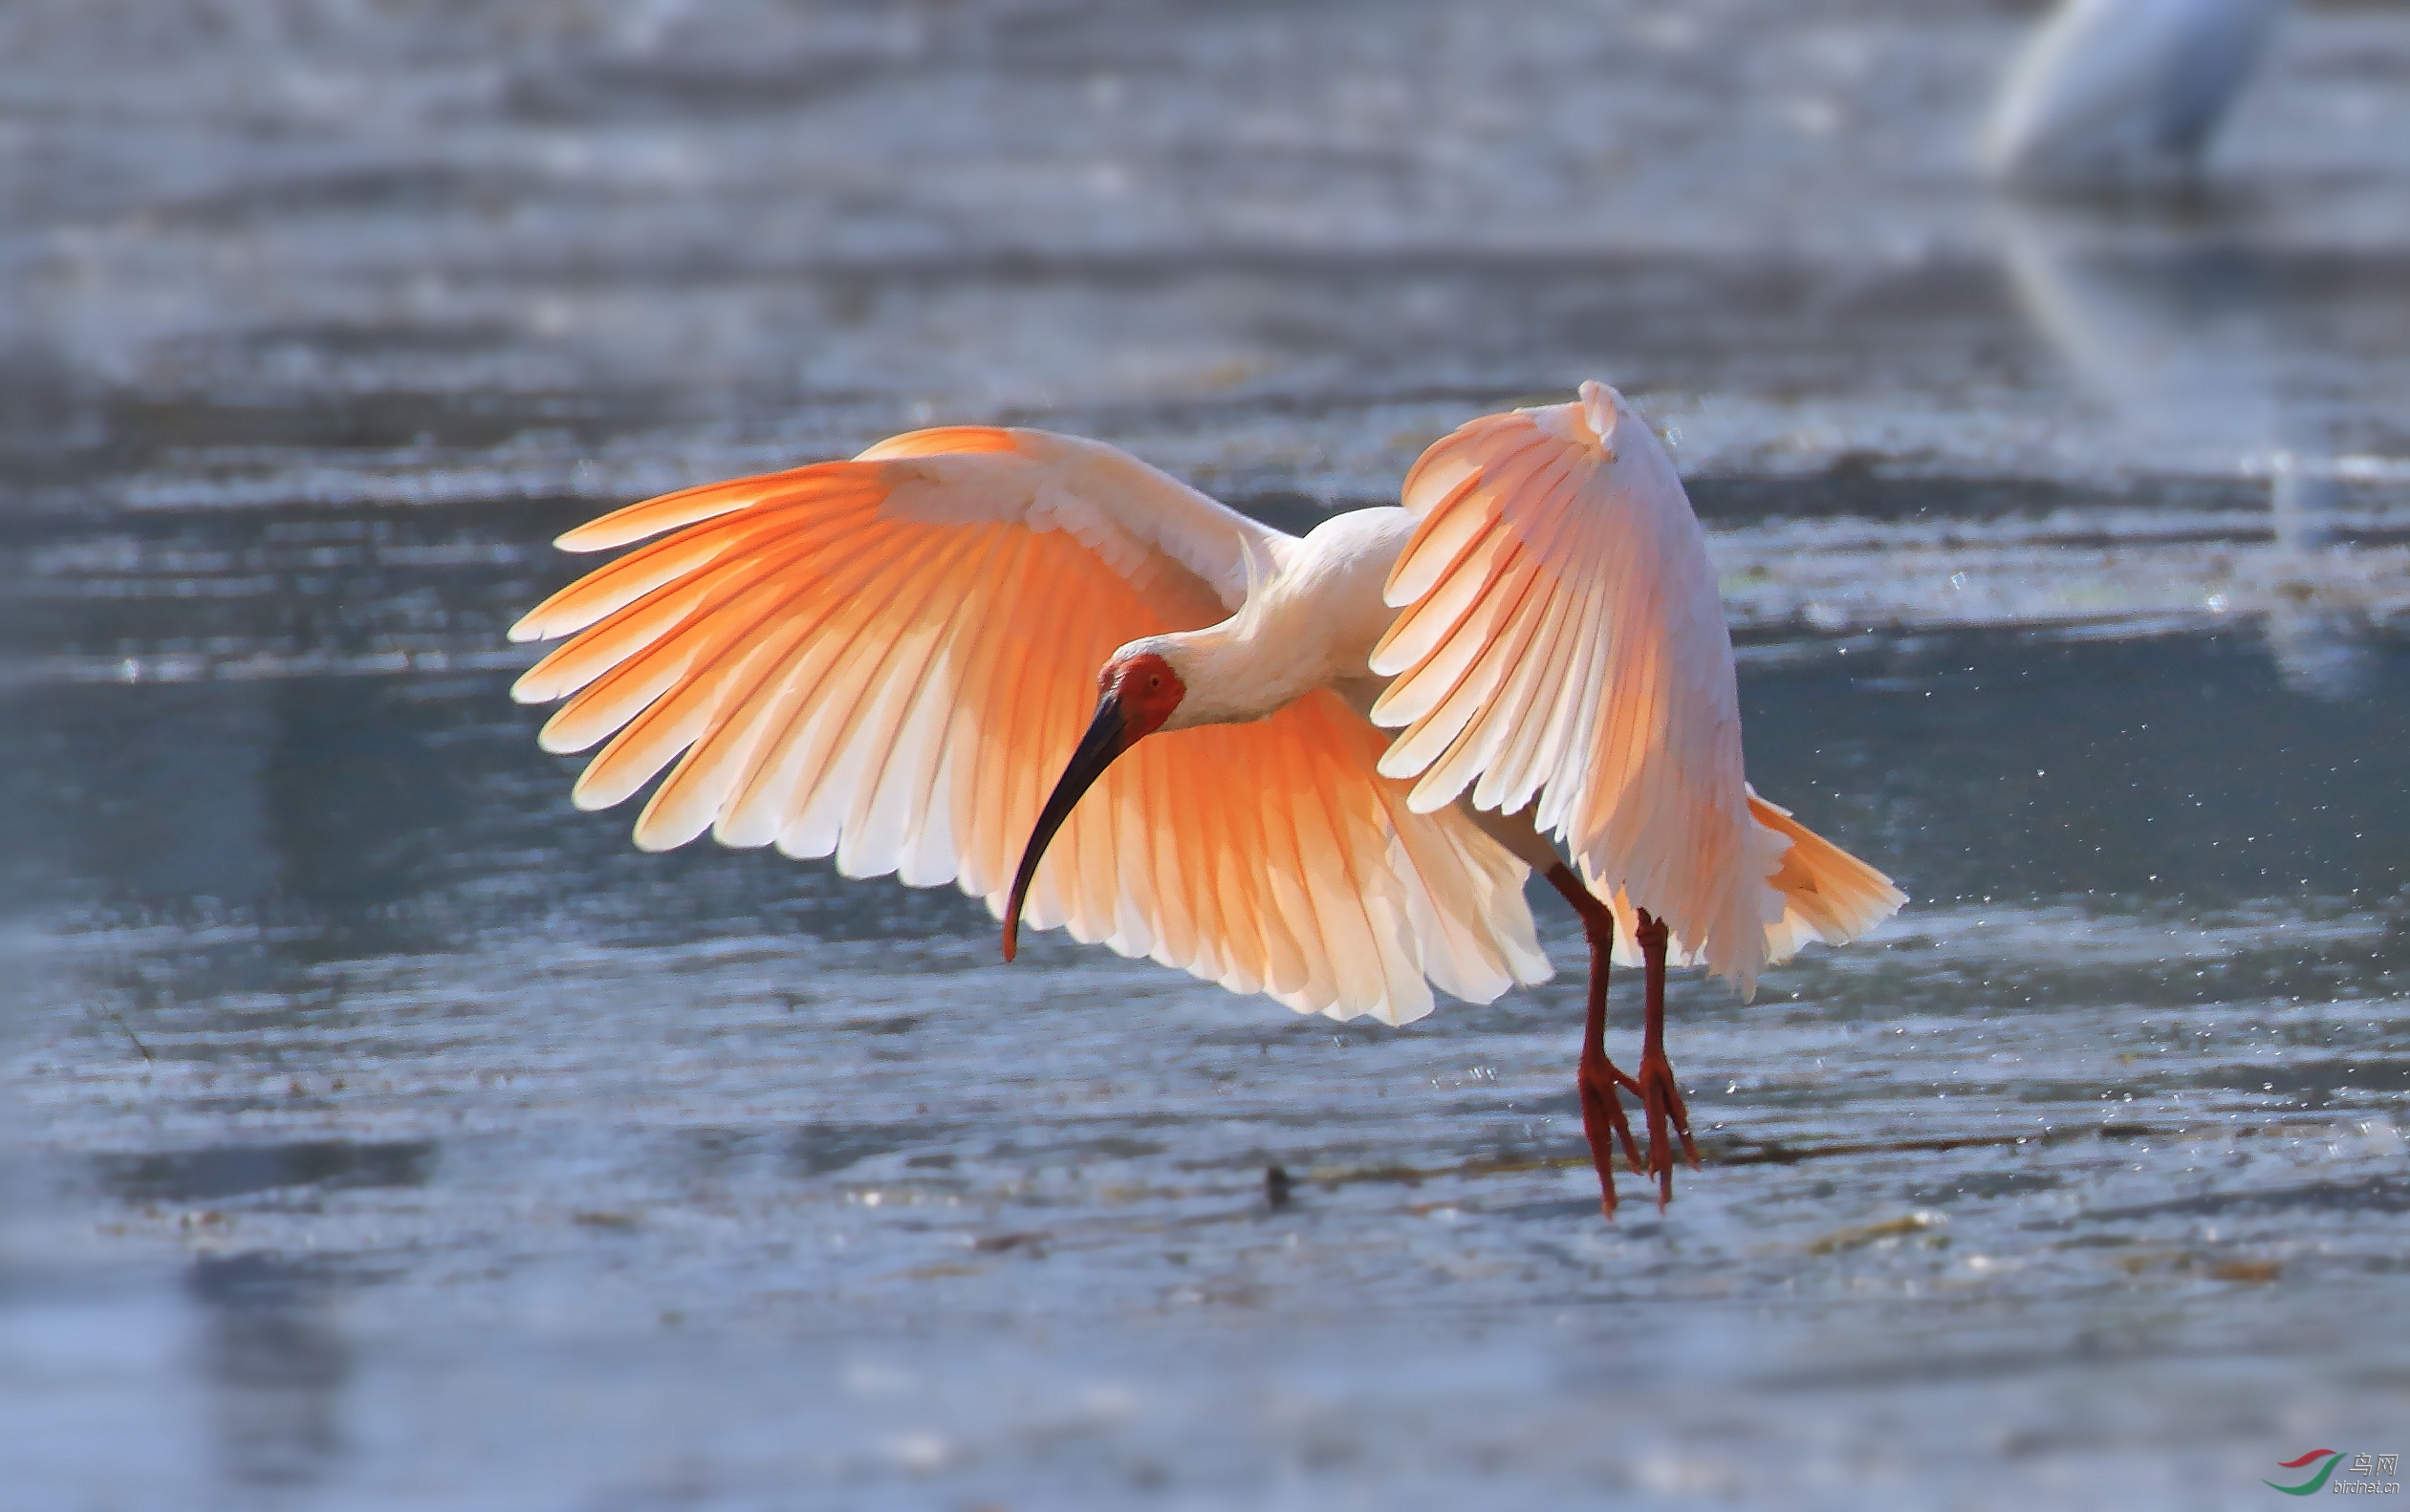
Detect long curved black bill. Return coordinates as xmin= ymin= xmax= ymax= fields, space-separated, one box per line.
xmin=1002 ymin=694 xmax=1128 ymax=961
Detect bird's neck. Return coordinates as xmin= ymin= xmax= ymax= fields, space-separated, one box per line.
xmin=1153 ymin=506 xmax=1418 ymax=732
xmin=1157 ymin=614 xmax=1337 ymax=730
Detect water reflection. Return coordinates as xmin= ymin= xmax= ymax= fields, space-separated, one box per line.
xmin=25 ymin=677 xmax=483 ymax=923
xmin=186 ymin=1252 xmax=349 ymax=1492
xmin=1993 ymin=189 xmax=2375 ymax=696
xmin=97 ymin=1139 xmax=437 ymax=1206
xmin=68 ymin=680 xmax=284 ymax=907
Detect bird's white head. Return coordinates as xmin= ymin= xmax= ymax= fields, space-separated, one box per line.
xmin=1000 ymin=642 xmax=1189 ymax=961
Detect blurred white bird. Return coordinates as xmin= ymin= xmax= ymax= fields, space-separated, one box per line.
xmin=510 ymin=382 xmax=1904 ymax=1212
xmin=1984 ymin=0 xmax=2285 ymax=184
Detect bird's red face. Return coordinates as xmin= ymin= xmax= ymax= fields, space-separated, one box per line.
xmin=1098 ymin=651 xmax=1186 ymax=745
xmin=1002 ymin=651 xmax=1186 ymax=961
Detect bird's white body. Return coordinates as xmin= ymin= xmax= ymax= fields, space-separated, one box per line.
xmin=510 ymin=383 xmax=1901 ymax=1029
xmin=1984 ymin=0 xmax=2284 ymax=184
xmin=1133 ymin=508 xmax=1417 ymax=734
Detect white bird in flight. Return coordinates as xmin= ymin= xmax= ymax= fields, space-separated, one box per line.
xmin=1983 ymin=0 xmax=2285 ymax=184
xmin=510 ymin=382 xmax=1904 ymax=1212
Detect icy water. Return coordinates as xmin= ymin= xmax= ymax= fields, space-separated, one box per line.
xmin=9 ymin=2 xmax=2410 ymax=1508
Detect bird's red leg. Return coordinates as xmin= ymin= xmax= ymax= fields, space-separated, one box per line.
xmin=1543 ymin=864 xmax=1644 ymax=1216
xmin=1631 ymin=909 xmax=1702 ymax=1207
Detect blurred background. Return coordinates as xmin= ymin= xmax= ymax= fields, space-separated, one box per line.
xmin=8 ymin=1 xmax=2410 ymax=1507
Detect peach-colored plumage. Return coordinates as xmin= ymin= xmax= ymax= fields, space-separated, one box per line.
xmin=1371 ymin=381 xmax=1902 ymax=996
xmin=511 ymin=380 xmax=1903 ymax=1210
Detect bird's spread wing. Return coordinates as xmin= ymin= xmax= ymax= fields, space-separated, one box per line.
xmin=511 ymin=426 xmax=1548 ymax=1026
xmin=1369 ymin=382 xmax=1900 ymax=994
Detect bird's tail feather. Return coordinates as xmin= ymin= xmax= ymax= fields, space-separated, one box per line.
xmin=1748 ymin=792 xmax=1906 ymax=962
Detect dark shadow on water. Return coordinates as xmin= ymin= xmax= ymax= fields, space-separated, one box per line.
xmin=2169 ymin=1056 xmax=2410 ymax=1111
xmin=2075 ymin=1176 xmax=2410 ymax=1224
xmin=787 ymin=1120 xmax=933 ymax=1179
xmin=185 ymin=1251 xmax=350 ymax=1491
xmin=1051 ymin=1134 xmax=1168 ymax=1161
xmin=780 ymin=1121 xmax=921 ymax=1179
xmin=1486 ymin=1197 xmax=1614 ymax=1224
xmin=96 ymin=1138 xmax=437 ymax=1204
xmin=1688 ymin=470 xmax=2270 ymax=525
xmin=1908 ymin=1170 xmax=2066 ymax=1205
xmin=666 ymin=1122 xmax=977 ymax=1183
xmin=832 ymin=1012 xmax=925 ymax=1036
xmin=1741 ymin=630 xmax=2410 ymax=908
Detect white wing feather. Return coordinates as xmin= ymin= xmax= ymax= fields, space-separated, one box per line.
xmin=1371 ymin=383 xmax=1901 ymax=994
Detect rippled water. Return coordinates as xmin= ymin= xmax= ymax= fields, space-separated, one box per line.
xmin=9 ymin=2 xmax=2410 ymax=1507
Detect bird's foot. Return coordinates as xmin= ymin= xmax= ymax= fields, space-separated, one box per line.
xmin=1632 ymin=1049 xmax=1701 ymax=1208
xmin=1576 ymin=1052 xmax=1646 ymax=1216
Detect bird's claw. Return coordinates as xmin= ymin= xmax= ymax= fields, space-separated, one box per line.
xmin=1633 ymin=1050 xmax=1701 ymax=1208
xmin=1576 ymin=1054 xmax=1646 ymax=1215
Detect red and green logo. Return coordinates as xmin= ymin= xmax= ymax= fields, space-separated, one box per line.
xmin=2266 ymin=1450 xmax=2343 ymax=1496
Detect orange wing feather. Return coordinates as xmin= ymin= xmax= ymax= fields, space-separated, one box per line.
xmin=512 ymin=427 xmax=1548 ymax=1024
